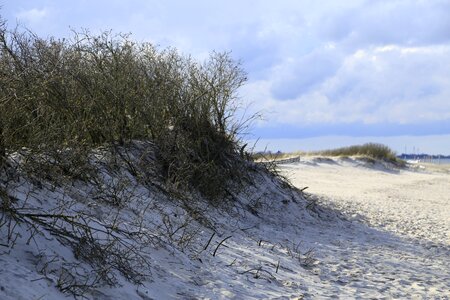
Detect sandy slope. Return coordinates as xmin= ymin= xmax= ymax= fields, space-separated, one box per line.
xmin=280 ymin=157 xmax=450 ymax=298
xmin=1 ymin=155 xmax=449 ymax=299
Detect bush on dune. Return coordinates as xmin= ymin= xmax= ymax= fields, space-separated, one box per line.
xmin=318 ymin=143 xmax=404 ymax=165
xmin=0 ymin=17 xmax=262 ymax=295
xmin=0 ymin=19 xmax=253 ymax=200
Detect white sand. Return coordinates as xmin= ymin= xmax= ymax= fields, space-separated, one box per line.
xmin=282 ymin=157 xmax=450 ymax=245
xmin=279 ymin=157 xmax=450 ymax=298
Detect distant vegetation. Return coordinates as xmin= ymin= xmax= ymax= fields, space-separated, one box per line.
xmin=253 ymin=143 xmax=405 ymax=166
xmin=316 ymin=143 xmax=401 ymax=163
xmin=0 ymin=17 xmax=254 ymax=199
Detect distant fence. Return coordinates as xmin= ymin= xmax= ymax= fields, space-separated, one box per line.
xmin=256 ymin=156 xmax=301 ymax=168
xmin=274 ymin=156 xmax=301 ymax=164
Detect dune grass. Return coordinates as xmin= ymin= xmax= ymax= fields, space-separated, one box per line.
xmin=315 ymin=143 xmax=402 ymax=163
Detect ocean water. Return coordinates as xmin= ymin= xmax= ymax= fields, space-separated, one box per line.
xmin=409 ymin=158 xmax=450 ymax=165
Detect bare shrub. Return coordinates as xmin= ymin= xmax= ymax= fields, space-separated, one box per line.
xmin=0 ymin=18 xmax=254 ymax=200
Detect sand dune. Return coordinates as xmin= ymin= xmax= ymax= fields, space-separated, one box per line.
xmin=1 ymin=156 xmax=448 ymax=299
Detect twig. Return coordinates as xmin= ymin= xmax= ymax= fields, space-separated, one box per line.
xmin=239 ymin=267 xmax=261 ymax=275
xmin=212 ymin=235 xmax=232 ymax=257
xmin=203 ymin=232 xmax=215 ymax=251
xmin=239 ymin=225 xmax=256 ymax=232
xmin=226 ymin=258 xmax=237 ymax=267
xmin=30 ymin=277 xmax=47 ymax=282
xmin=239 ymin=267 xmax=276 ymax=280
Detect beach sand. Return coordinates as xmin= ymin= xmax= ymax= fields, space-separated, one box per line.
xmin=281 ymin=157 xmax=450 ymax=244
xmin=278 ymin=157 xmax=450 ymax=298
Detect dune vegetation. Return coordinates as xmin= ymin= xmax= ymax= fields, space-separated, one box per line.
xmin=0 ymin=17 xmax=277 ymax=297
xmin=254 ymin=143 xmax=404 ymax=166
xmin=316 ymin=143 xmax=404 ymax=165
xmin=0 ymin=18 xmax=255 ymax=201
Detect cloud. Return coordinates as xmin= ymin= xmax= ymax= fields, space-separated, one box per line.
xmin=319 ymin=0 xmax=450 ymax=47
xmin=244 ymin=44 xmax=450 ymax=128
xmin=239 ymin=0 xmax=450 ymax=134
xmin=270 ymin=46 xmax=343 ymax=100
xmin=322 ymin=45 xmax=450 ymax=123
xmin=16 ymin=8 xmax=48 ymax=24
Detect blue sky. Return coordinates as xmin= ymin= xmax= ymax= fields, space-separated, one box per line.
xmin=2 ymin=0 xmax=450 ymax=154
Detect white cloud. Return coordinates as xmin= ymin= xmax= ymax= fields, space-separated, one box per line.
xmin=318 ymin=0 xmax=450 ymax=47
xmin=270 ymin=47 xmax=344 ymax=100
xmin=245 ymin=44 xmax=450 ymax=126
xmin=16 ymin=8 xmax=48 ymax=24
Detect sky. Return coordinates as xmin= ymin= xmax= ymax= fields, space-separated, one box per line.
xmin=1 ymin=0 xmax=450 ymax=154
